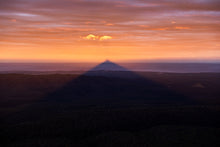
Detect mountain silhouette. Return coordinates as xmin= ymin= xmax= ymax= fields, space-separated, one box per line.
xmin=89 ymin=60 xmax=128 ymax=71
xmin=43 ymin=61 xmax=192 ymax=105
xmin=85 ymin=60 xmax=140 ymax=79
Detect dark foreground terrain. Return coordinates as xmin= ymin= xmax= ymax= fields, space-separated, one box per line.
xmin=0 ymin=72 xmax=220 ymax=146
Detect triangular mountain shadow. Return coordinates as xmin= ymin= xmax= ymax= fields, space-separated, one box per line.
xmin=84 ymin=60 xmax=141 ymax=79
xmin=88 ymin=60 xmax=128 ymax=71
xmin=43 ymin=60 xmax=194 ymax=106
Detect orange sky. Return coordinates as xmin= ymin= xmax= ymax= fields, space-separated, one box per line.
xmin=0 ymin=0 xmax=220 ymax=62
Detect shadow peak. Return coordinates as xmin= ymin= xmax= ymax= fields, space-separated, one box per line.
xmin=89 ymin=60 xmax=128 ymax=72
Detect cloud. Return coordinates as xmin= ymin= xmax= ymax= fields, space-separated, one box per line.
xmin=105 ymin=23 xmax=114 ymax=26
xmin=82 ymin=34 xmax=112 ymax=41
xmin=10 ymin=19 xmax=16 ymax=22
xmin=83 ymin=34 xmax=98 ymax=40
xmin=99 ymin=36 xmax=112 ymax=41
xmin=175 ymin=26 xmax=190 ymax=30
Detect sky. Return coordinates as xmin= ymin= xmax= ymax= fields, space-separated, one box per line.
xmin=0 ymin=0 xmax=220 ymax=62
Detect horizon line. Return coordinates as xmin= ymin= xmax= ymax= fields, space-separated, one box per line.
xmin=1 ymin=59 xmax=220 ymax=64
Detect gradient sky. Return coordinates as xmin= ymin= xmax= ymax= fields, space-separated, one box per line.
xmin=0 ymin=0 xmax=220 ymax=62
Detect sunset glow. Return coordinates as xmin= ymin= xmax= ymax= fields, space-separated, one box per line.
xmin=0 ymin=0 xmax=220 ymax=62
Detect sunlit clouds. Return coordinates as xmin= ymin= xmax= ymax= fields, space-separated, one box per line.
xmin=82 ymin=34 xmax=112 ymax=41
xmin=99 ymin=36 xmax=112 ymax=41
xmin=0 ymin=0 xmax=220 ymax=62
xmin=83 ymin=34 xmax=98 ymax=40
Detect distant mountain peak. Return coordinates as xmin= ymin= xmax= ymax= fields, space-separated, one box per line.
xmin=104 ymin=59 xmax=111 ymax=63
xmin=89 ymin=60 xmax=128 ymax=71
xmin=84 ymin=60 xmax=141 ymax=78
